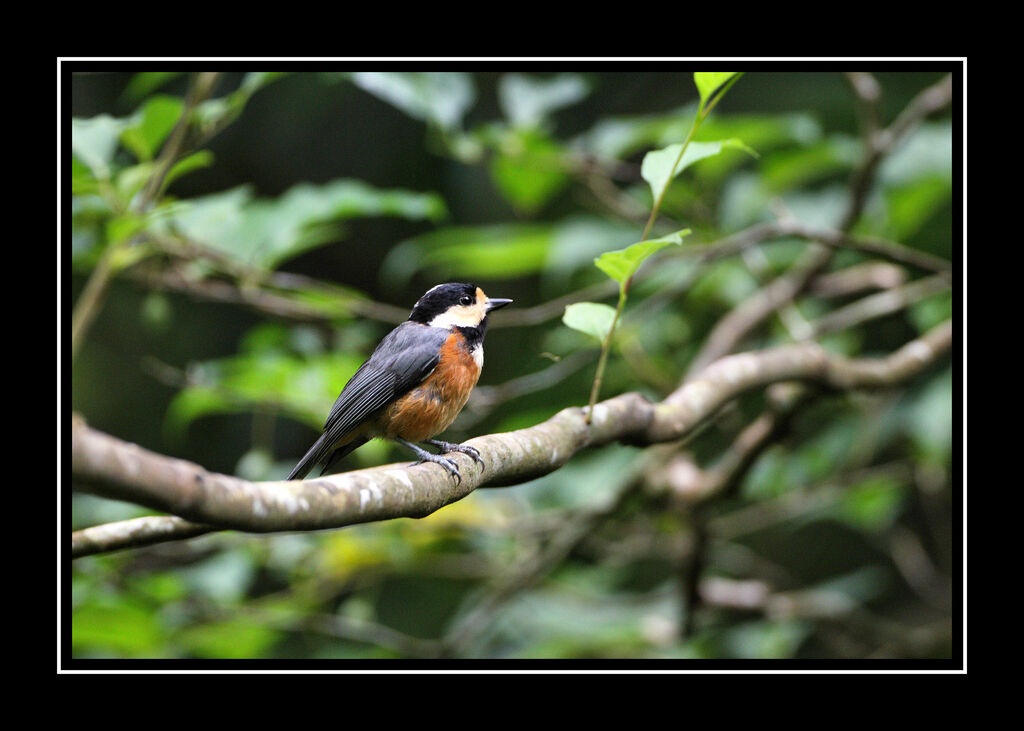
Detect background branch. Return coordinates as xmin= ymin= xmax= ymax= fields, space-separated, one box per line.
xmin=72 ymin=320 xmax=951 ymax=557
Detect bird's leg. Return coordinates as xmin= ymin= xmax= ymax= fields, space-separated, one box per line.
xmin=394 ymin=438 xmax=463 ymax=484
xmin=423 ymin=439 xmax=484 ymax=466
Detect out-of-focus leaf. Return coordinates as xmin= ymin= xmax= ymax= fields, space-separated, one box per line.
xmin=687 ymin=257 xmax=760 ymax=307
xmin=319 ymin=528 xmax=397 ymax=579
xmin=778 ymin=184 xmax=852 ymax=229
xmin=580 ymin=104 xmax=698 ymax=161
xmin=717 ymin=619 xmax=811 ymax=659
xmin=800 ymin=418 xmax=859 ymax=483
xmin=498 ymin=73 xmax=588 ymax=128
xmin=71 ymin=156 xmax=99 ymax=196
xmin=880 ymin=174 xmax=952 ymax=240
xmin=489 ymin=127 xmax=570 ymax=213
xmin=165 ymin=385 xmax=236 ymax=435
xmin=717 ymin=171 xmax=770 ymax=231
xmin=741 ymin=445 xmax=808 ymax=499
xmin=494 ymin=580 xmax=671 ymax=658
xmin=105 ymin=215 xmax=150 ymax=252
xmin=165 ymin=324 xmax=367 ymax=436
xmin=181 ymin=548 xmax=256 ymax=603
xmin=193 ymin=72 xmax=285 ymax=134
xmin=350 ymin=71 xmax=475 ymax=131
xmin=178 ymin=619 xmax=279 ymax=659
xmin=72 ymin=601 xmax=166 ymax=657
xmin=129 ymin=573 xmax=188 ymax=603
xmin=71 ymin=195 xmax=114 ymax=266
xmin=141 ymin=291 xmax=172 ymax=330
xmin=162 ymin=149 xmax=214 ymax=191
xmin=122 ymin=72 xmax=182 ymax=103
xmin=642 ymin=139 xmax=756 ymax=203
xmin=236 ymin=448 xmax=276 ymax=481
xmin=878 ymin=121 xmax=952 ymax=186
xmin=583 ymin=108 xmax=818 ymax=163
xmin=119 ymin=94 xmax=184 ymax=162
xmin=543 ymin=217 xmax=641 ymax=286
xmin=114 ymin=162 xmax=155 ymax=203
xmin=833 ymin=475 xmax=907 ymax=532
xmin=71 ymin=115 xmax=127 ymax=180
xmin=517 ymin=445 xmax=640 ymax=510
xmin=595 ymin=230 xmax=690 ymax=288
xmin=909 ymin=291 xmax=952 ymax=334
xmin=164 ymin=180 xmax=447 ymax=270
xmin=697 ymin=113 xmax=822 ymax=150
xmin=563 ymin=302 xmax=617 ymax=342
xmin=760 ymin=136 xmax=860 ymax=192
xmin=902 ymin=367 xmax=952 ymax=464
xmin=384 ymin=223 xmax=553 ymax=283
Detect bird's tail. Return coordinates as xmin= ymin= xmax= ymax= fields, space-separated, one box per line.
xmin=286 ymin=434 xmax=367 ymax=481
xmin=318 ymin=438 xmax=368 ymax=477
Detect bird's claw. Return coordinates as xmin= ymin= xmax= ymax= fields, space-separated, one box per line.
xmin=414 ymin=454 xmax=463 ymax=484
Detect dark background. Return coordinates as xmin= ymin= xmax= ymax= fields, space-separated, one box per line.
xmin=69 ymin=68 xmax=950 ymax=476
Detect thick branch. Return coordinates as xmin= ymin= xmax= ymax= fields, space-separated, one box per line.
xmin=71 ymin=320 xmax=951 ymax=556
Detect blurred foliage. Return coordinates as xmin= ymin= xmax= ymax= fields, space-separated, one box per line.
xmin=68 ymin=68 xmax=956 ymax=662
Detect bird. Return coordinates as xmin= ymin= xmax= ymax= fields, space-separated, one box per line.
xmin=286 ymin=282 xmax=512 ymax=483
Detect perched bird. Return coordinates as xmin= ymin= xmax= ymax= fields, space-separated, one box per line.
xmin=287 ymin=283 xmax=512 ymax=483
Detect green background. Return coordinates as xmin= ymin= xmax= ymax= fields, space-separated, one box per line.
xmin=68 ymin=67 xmax=957 ymax=662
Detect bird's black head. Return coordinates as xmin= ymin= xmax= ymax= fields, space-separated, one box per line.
xmin=408 ymin=283 xmax=512 ymax=330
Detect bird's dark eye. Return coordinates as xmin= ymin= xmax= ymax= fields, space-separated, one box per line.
xmin=459 ymin=295 xmax=473 ymax=306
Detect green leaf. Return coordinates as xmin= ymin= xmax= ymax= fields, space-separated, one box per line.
xmin=880 ymin=174 xmax=952 ymax=240
xmin=161 ymin=149 xmax=215 ymax=191
xmin=122 ymin=72 xmax=182 ymax=103
xmin=164 ymin=180 xmax=448 ymax=270
xmin=694 ymin=72 xmax=740 ymax=111
xmin=192 ymin=72 xmax=285 ymax=136
xmin=73 ymin=601 xmax=166 ymax=656
xmin=594 ymin=230 xmax=691 ymax=287
xmin=165 ymin=385 xmax=235 ymax=435
xmin=760 ymin=136 xmax=859 ymax=192
xmin=489 ymin=127 xmax=570 ymax=213
xmin=384 ymin=223 xmax=554 ymax=283
xmin=177 ymin=618 xmax=279 ymax=659
xmin=71 ymin=115 xmax=127 ymax=180
xmin=71 ymin=156 xmax=99 ymax=195
xmin=350 ymin=71 xmax=476 ymax=131
xmin=498 ymin=73 xmax=589 ymax=128
xmin=105 ymin=213 xmax=149 ymax=248
xmin=642 ymin=138 xmax=757 ymax=203
xmin=120 ymin=95 xmax=184 ymax=162
xmin=563 ymin=302 xmax=617 ymax=342
xmin=902 ymin=367 xmax=952 ymax=465
xmin=114 ymin=162 xmax=155 ymax=203
xmin=834 ymin=475 xmax=907 ymax=532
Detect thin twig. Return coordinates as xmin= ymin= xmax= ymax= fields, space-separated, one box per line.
xmin=71 ymin=73 xmax=222 ymax=360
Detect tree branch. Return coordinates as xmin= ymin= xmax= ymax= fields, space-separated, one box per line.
xmin=71 ymin=320 xmax=952 ymax=557
xmin=70 ymin=515 xmax=213 ymax=557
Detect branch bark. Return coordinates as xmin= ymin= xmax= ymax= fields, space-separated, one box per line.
xmin=71 ymin=319 xmax=952 ymax=557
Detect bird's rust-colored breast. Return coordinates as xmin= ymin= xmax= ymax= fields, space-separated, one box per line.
xmin=380 ymin=332 xmax=481 ymax=442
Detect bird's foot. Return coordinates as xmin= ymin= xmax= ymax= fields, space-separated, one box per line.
xmin=424 ymin=439 xmax=484 ymax=466
xmin=413 ymin=452 xmax=463 ymax=484
xmin=396 ymin=438 xmax=464 ymax=484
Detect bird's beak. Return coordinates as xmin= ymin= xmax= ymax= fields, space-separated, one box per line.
xmin=486 ymin=298 xmax=513 ymax=312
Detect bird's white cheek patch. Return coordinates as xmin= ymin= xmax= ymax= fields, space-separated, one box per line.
xmin=428 ymin=304 xmax=485 ymax=329
xmin=473 ymin=345 xmax=484 ymax=369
